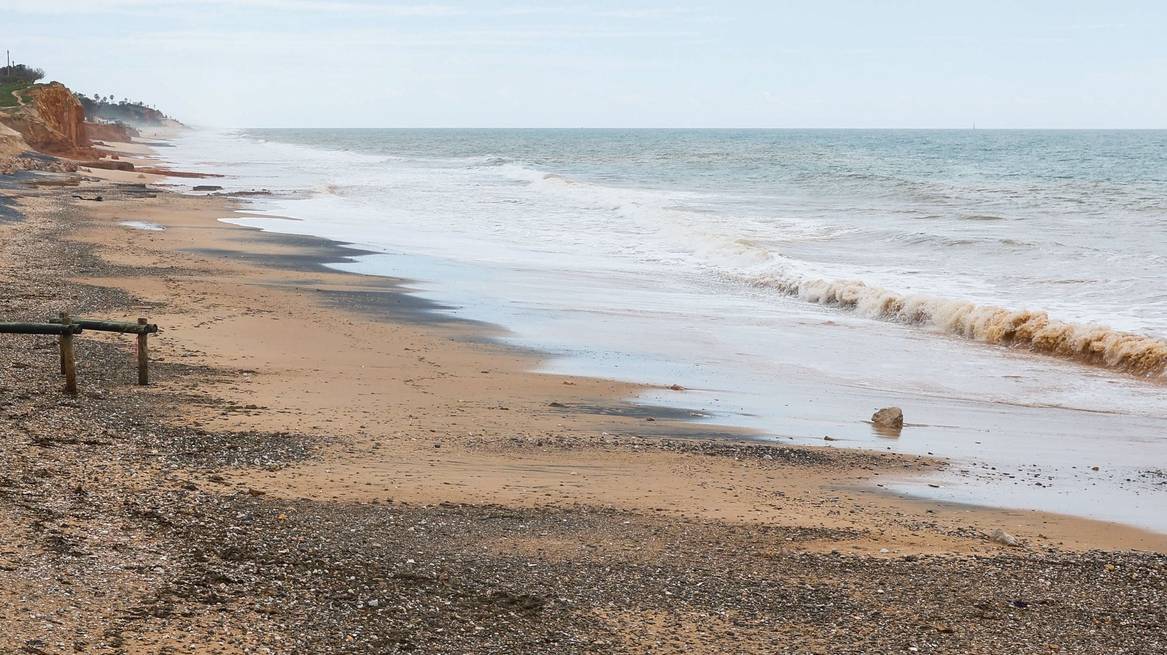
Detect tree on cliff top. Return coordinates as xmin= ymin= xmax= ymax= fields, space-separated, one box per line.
xmin=76 ymin=93 xmax=169 ymax=126
xmin=0 ymin=64 xmax=44 ymax=85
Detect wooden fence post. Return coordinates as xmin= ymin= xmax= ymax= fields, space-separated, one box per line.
xmin=59 ymin=321 xmax=67 ymax=373
xmin=136 ymin=317 xmax=149 ymax=385
xmin=59 ymin=312 xmax=77 ymax=395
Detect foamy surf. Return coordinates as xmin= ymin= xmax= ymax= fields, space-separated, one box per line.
xmin=163 ymin=128 xmax=1167 ymax=383
xmin=491 ymin=159 xmax=1167 ymax=378
xmin=748 ymin=272 xmax=1167 ymax=378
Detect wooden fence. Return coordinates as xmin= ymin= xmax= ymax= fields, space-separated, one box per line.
xmin=0 ymin=313 xmax=159 ymax=393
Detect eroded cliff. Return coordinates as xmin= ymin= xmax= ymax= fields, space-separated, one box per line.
xmin=0 ymin=81 xmax=94 ymax=159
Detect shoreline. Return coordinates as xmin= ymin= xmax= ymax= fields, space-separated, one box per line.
xmin=2 ymin=134 xmax=1166 ymax=653
xmin=65 ymin=136 xmax=1167 ymax=548
xmin=171 ymin=128 xmax=1167 ymax=535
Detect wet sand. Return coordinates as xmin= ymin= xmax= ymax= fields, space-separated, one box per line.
xmin=0 ymin=139 xmax=1164 ymax=653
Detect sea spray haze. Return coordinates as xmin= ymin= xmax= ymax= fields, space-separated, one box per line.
xmin=164 ymin=128 xmax=1167 ymax=530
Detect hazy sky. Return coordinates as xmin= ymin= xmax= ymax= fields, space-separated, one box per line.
xmin=3 ymin=0 xmax=1164 ymax=128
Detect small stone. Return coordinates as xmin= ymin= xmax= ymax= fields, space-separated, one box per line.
xmin=991 ymin=528 xmax=1019 ymax=547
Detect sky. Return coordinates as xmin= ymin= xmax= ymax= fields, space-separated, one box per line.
xmin=2 ymin=0 xmax=1165 ymax=128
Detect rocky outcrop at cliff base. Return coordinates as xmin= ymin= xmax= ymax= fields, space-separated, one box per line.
xmin=0 ymin=122 xmax=28 ymax=160
xmin=85 ymin=121 xmax=140 ymax=143
xmin=0 ymin=122 xmax=74 ymax=174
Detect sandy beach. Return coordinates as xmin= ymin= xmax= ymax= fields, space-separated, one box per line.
xmin=0 ymin=135 xmax=1164 ymax=653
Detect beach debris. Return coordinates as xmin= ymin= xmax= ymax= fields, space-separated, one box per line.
xmin=823 ymin=435 xmax=837 ymax=441
xmin=193 ymin=184 xmax=223 ymax=192
xmin=77 ymin=159 xmax=135 ymax=171
xmin=668 ymin=384 xmax=685 ymax=391
xmin=871 ymin=406 xmax=904 ymax=430
xmin=548 ymin=401 xmax=565 ymax=408
xmin=991 ymin=528 xmax=1019 ymax=547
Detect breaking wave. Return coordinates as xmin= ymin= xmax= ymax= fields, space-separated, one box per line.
xmin=748 ymin=273 xmax=1167 ymax=378
xmin=457 ymin=150 xmax=1167 ymax=380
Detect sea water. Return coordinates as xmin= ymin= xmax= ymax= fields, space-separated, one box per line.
xmin=163 ymin=128 xmax=1167 ymax=532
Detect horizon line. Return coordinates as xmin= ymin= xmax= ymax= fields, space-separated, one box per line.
xmin=208 ymin=125 xmax=1167 ymax=131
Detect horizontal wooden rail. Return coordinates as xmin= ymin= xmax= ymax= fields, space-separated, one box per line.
xmin=48 ymin=318 xmax=158 ymax=335
xmin=0 ymin=322 xmax=84 ymax=335
xmin=51 ymin=315 xmax=157 ymax=385
xmin=3 ymin=314 xmax=160 ymax=393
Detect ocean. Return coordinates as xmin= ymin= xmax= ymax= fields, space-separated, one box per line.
xmin=163 ymin=128 xmax=1167 ymax=532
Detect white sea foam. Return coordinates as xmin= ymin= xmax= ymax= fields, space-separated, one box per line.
xmin=164 ymin=127 xmax=1167 ymax=379
xmin=118 ymin=220 xmax=165 ymax=231
xmin=480 ymin=161 xmax=1167 ymax=377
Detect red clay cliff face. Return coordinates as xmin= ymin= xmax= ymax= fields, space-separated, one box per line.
xmin=0 ymin=82 xmax=94 ymax=158
xmin=85 ymin=121 xmax=141 ymax=143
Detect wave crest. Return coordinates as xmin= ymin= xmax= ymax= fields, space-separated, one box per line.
xmin=751 ymin=274 xmax=1167 ymax=378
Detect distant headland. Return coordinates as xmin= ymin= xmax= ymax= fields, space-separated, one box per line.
xmin=1 ymin=60 xmax=178 ymax=173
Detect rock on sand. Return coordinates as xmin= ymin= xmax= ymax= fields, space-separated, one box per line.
xmin=992 ymin=528 xmax=1020 ymax=547
xmin=871 ymin=406 xmax=904 ymax=430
